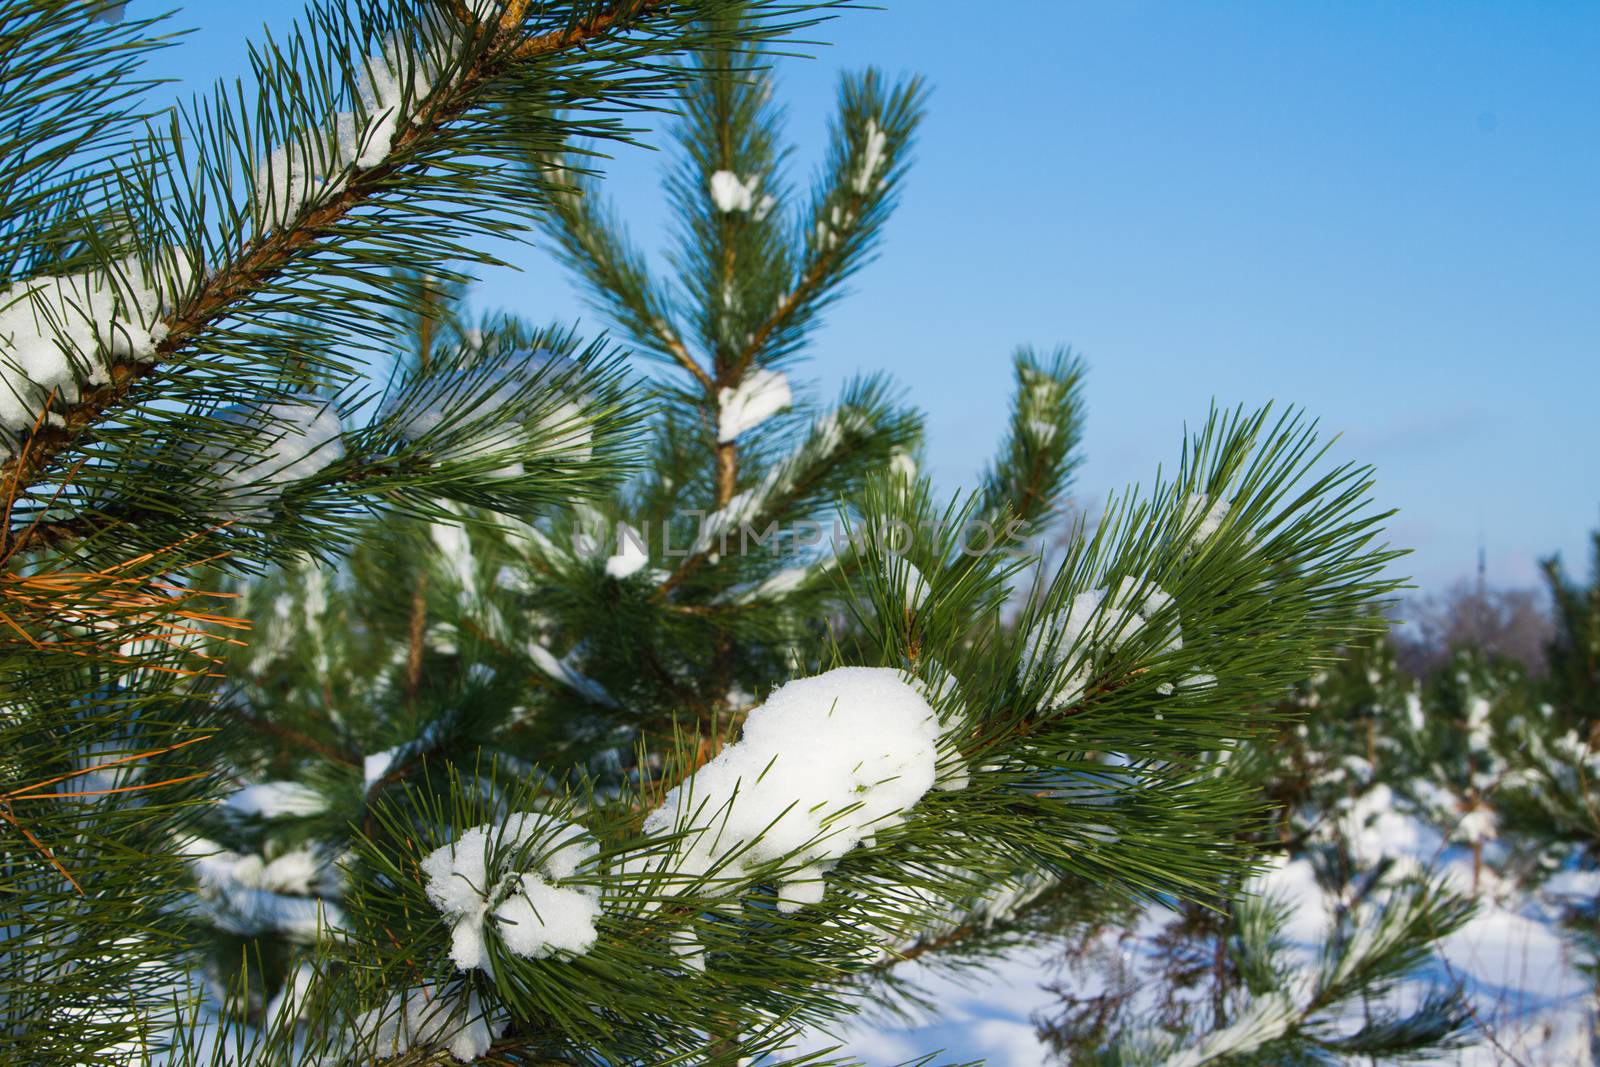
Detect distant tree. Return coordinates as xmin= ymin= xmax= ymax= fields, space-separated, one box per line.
xmin=1393 ymin=580 xmax=1553 ymax=678
xmin=1542 ymin=531 xmax=1600 ymax=730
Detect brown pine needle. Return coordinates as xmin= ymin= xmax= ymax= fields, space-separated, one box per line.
xmin=16 ymin=772 xmax=209 ymax=801
xmin=0 ymin=803 xmax=84 ymax=895
xmin=0 ymin=735 xmax=213 ymax=895
xmin=3 ymin=734 xmax=212 ymax=798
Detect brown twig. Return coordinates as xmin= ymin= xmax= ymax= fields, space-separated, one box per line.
xmin=661 ymin=328 xmax=716 ymax=392
xmin=219 ymin=701 xmax=360 ymax=768
xmin=405 ymin=573 xmax=428 ymax=709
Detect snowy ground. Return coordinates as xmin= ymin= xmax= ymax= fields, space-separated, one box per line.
xmin=796 ymin=948 xmax=1061 ymax=1066
xmin=799 ymin=798 xmax=1598 ymax=1066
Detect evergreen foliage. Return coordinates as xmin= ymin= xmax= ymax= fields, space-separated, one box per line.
xmin=1033 ymin=526 xmax=1600 ymax=1065
xmin=1 ymin=3 xmax=1419 ymax=1064
xmin=0 ymin=2 xmax=842 ymax=1063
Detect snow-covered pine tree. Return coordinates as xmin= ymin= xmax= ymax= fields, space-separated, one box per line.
xmin=1029 ymin=537 xmax=1600 ymax=1067
xmin=1040 ymin=864 xmax=1475 ymax=1067
xmin=1541 ymin=530 xmax=1600 ymax=731
xmin=0 ymin=2 xmax=842 ymax=1064
xmin=1031 ymin=645 xmax=1481 ymax=1066
xmin=1495 ymin=528 xmax=1600 ymax=985
xmin=154 ymin=22 xmax=1423 ymax=1066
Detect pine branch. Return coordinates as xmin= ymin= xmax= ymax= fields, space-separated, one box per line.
xmin=0 ymin=2 xmax=663 ymax=517
xmin=536 ymin=158 xmax=714 ymax=391
xmin=729 ymin=69 xmax=926 ymax=374
xmin=217 ymin=699 xmax=360 ymax=769
xmin=978 ymin=346 xmax=1087 ymax=534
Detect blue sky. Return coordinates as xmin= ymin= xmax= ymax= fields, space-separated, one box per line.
xmin=144 ymin=1 xmax=1600 ymax=596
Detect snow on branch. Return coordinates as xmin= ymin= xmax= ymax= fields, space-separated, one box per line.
xmin=205 ymin=395 xmax=345 ymax=517
xmin=640 ymin=667 xmax=950 ymax=912
xmin=0 ymin=256 xmax=190 ymax=454
xmin=383 ymin=347 xmax=594 ymax=478
xmin=224 ymin=780 xmax=329 ymax=819
xmin=1019 ymin=576 xmax=1186 ymax=710
xmin=691 ymin=404 xmax=868 ymax=556
xmin=717 ymin=367 xmax=791 ymax=443
xmin=526 ymin=639 xmax=618 ymax=707
xmin=422 ymin=813 xmax=602 ymax=972
xmin=358 ymin=982 xmax=508 ymax=1063
xmin=604 ymin=521 xmax=649 ymax=579
xmin=851 ymin=119 xmax=888 ymax=195
xmin=179 ymin=836 xmax=346 ymax=942
xmin=1180 ymin=492 xmax=1231 ymax=549
xmin=252 ymin=29 xmax=447 ymax=233
xmin=708 ymin=170 xmax=775 ymax=219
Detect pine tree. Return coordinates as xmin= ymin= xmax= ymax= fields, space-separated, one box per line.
xmin=1047 ymin=869 xmax=1475 ymax=1067
xmin=1030 ymin=535 xmax=1600 ymax=1066
xmin=1030 ymin=642 xmax=1479 ymax=1067
xmin=1496 ymin=529 xmax=1600 ymax=989
xmin=5 ymin=4 xmax=1411 ymax=1065
xmin=1 ymin=2 xmax=841 ymax=1064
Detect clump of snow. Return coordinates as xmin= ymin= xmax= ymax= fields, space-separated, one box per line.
xmin=775 ymin=868 xmax=828 ymax=913
xmin=265 ymin=961 xmax=317 ymax=1025
xmin=1018 ymin=577 xmax=1183 ymax=710
xmin=889 ymin=451 xmax=917 ymax=481
xmin=810 ymin=406 xmax=866 ymax=456
xmin=1405 ymin=690 xmax=1426 ymax=733
xmin=1456 ymin=804 xmax=1499 ymax=845
xmin=691 ymin=486 xmax=765 ymax=556
xmin=1162 ymin=993 xmax=1298 ymax=1067
xmin=1024 ymin=418 xmax=1058 ymax=444
xmin=252 ymin=142 xmax=345 ymax=233
xmin=1330 ymin=783 xmax=1444 ymax=873
xmin=180 ymin=836 xmax=345 ymax=941
xmin=1465 ymin=695 xmax=1493 ymax=752
xmin=363 ymin=749 xmax=397 ymax=788
xmin=604 ymin=522 xmax=648 ymax=580
xmin=386 ymin=348 xmax=592 ymax=477
xmin=884 ymin=553 xmax=929 ymax=611
xmin=429 ymin=517 xmax=485 ymax=613
xmin=1016 ymin=367 xmax=1066 ymax=445
xmin=1180 ymin=492 xmax=1230 ymax=548
xmin=1018 ymin=594 xmax=1100 ymax=709
xmin=1 ymin=258 xmax=184 ymax=450
xmin=715 ymin=565 xmax=829 ymax=606
xmin=669 ymin=926 xmax=706 ymax=972
xmin=208 ymin=395 xmax=344 ymax=515
xmin=751 ymin=566 xmax=809 ymax=599
xmin=190 ymin=842 xmax=316 ymax=897
xmin=813 ymin=219 xmax=838 ymax=250
xmin=360 ymin=983 xmax=507 ymax=1063
xmin=349 ymin=43 xmax=429 ymax=169
xmin=525 ymin=639 xmax=617 ymax=708
xmin=1101 ymin=577 xmax=1183 ymax=654
xmin=1158 ymin=671 xmax=1216 ymax=698
xmin=717 ymin=368 xmax=791 ymax=442
xmin=224 ymin=781 xmax=327 ymax=819
xmin=422 ymin=813 xmax=601 ymax=972
xmin=88 ymin=0 xmax=127 ymax=22
xmin=641 ymin=667 xmax=944 ymax=912
xmin=708 ymin=170 xmax=775 ymax=218
xmin=254 ymin=38 xmax=440 ymax=232
xmin=852 ymin=118 xmax=889 ymax=194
